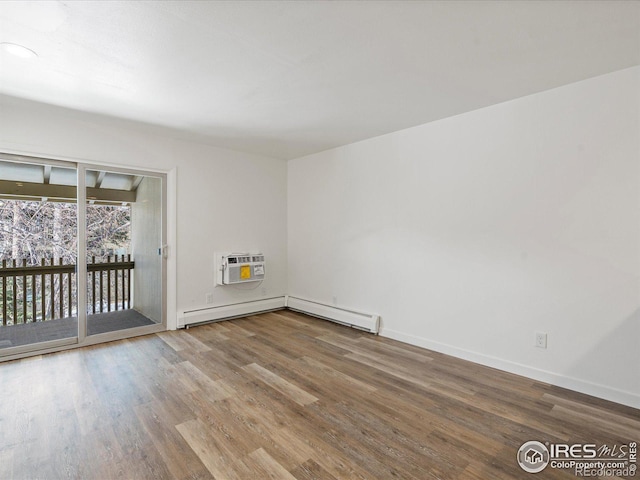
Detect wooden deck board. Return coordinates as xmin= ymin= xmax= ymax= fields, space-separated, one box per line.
xmin=0 ymin=309 xmax=156 ymax=349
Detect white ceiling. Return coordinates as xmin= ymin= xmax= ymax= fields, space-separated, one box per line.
xmin=0 ymin=1 xmax=639 ymax=160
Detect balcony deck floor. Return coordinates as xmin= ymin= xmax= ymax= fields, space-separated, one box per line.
xmin=0 ymin=309 xmax=156 ymax=350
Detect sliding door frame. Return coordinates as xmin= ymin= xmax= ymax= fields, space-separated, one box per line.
xmin=0 ymin=153 xmax=167 ymax=361
xmin=78 ymin=163 xmax=167 ymax=345
xmin=77 ymin=164 xmax=87 ymax=342
xmin=0 ymin=154 xmax=80 ymax=358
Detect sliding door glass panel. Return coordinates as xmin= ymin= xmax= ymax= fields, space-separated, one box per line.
xmin=0 ymin=159 xmax=78 ymax=352
xmin=85 ymin=169 xmax=163 ymax=336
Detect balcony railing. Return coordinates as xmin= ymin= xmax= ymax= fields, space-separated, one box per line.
xmin=0 ymin=255 xmax=134 ymax=326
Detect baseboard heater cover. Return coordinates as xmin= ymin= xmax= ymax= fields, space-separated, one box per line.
xmin=285 ymin=296 xmax=380 ymax=334
xmin=178 ymin=296 xmax=286 ymax=328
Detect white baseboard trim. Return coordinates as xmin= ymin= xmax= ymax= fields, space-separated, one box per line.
xmin=381 ymin=328 xmax=640 ymax=409
xmin=285 ymin=296 xmax=380 ymax=333
xmin=176 ymin=295 xmax=381 ymax=332
xmin=177 ymin=296 xmax=286 ymax=328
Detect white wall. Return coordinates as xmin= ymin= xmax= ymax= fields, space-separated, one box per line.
xmin=288 ymin=66 xmax=640 ymax=408
xmin=175 ymin=140 xmax=287 ymax=311
xmin=0 ymin=95 xmax=288 ymax=330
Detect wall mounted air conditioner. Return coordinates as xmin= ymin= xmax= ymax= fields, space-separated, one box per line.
xmin=216 ymin=253 xmax=265 ymax=285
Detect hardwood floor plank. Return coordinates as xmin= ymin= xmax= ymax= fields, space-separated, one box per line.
xmin=270 ymin=427 xmax=317 ymax=465
xmin=318 ymin=333 xmax=430 ymax=363
xmin=298 ymin=355 xmax=377 ymax=393
xmin=218 ymin=319 xmax=257 ymax=339
xmin=290 ymin=459 xmax=339 ymax=480
xmin=186 ymin=348 xmax=245 ymax=381
xmin=174 ymin=360 xmax=235 ymax=400
xmin=268 ymin=310 xmax=344 ymax=337
xmin=543 ymin=393 xmax=640 ymax=430
xmin=309 ymin=399 xmax=452 ymax=480
xmin=176 ymin=418 xmax=247 ymax=480
xmin=184 ymin=322 xmax=231 ymax=343
xmin=77 ymin=425 xmax=128 ymax=479
xmin=111 ymin=412 xmax=174 ymax=479
xmin=208 ymin=337 xmax=262 ymax=367
xmin=317 ymin=335 xmax=480 ymax=402
xmin=71 ymin=369 xmax=106 ymax=436
xmin=284 ymin=420 xmax=374 ymax=480
xmin=246 ymin=447 xmax=298 ymax=480
xmin=550 ymin=404 xmax=640 ymax=441
xmin=134 ymin=401 xmax=212 ymax=480
xmin=347 ymin=332 xmax=436 ymax=364
xmin=242 ymin=362 xmax=319 ymax=406
xmin=182 ymin=391 xmax=263 ymax=459
xmin=157 ymin=330 xmax=194 ymax=352
xmin=459 ymin=460 xmax=538 ymax=480
xmin=344 ymin=351 xmax=436 ymax=391
xmin=157 ymin=330 xmax=211 ymax=352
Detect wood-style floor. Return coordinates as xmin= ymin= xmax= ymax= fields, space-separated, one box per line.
xmin=0 ymin=310 xmax=637 ymax=479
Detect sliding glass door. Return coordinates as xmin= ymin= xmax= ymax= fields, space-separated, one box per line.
xmin=83 ymin=167 xmax=165 ymax=339
xmin=0 ymin=155 xmax=166 ymax=358
xmin=0 ymin=156 xmax=79 ymax=353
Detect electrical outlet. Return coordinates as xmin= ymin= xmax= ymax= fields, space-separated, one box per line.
xmin=535 ymin=332 xmax=547 ymax=349
xmin=332 ymin=296 xmax=338 ymax=306
xmin=206 ymin=293 xmax=214 ymax=304
xmin=261 ymin=287 xmax=267 ymax=296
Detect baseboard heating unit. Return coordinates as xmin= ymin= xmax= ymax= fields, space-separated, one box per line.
xmin=178 ymin=297 xmax=286 ymax=328
xmin=177 ymin=295 xmax=379 ymax=333
xmin=285 ymin=296 xmax=380 ymax=334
